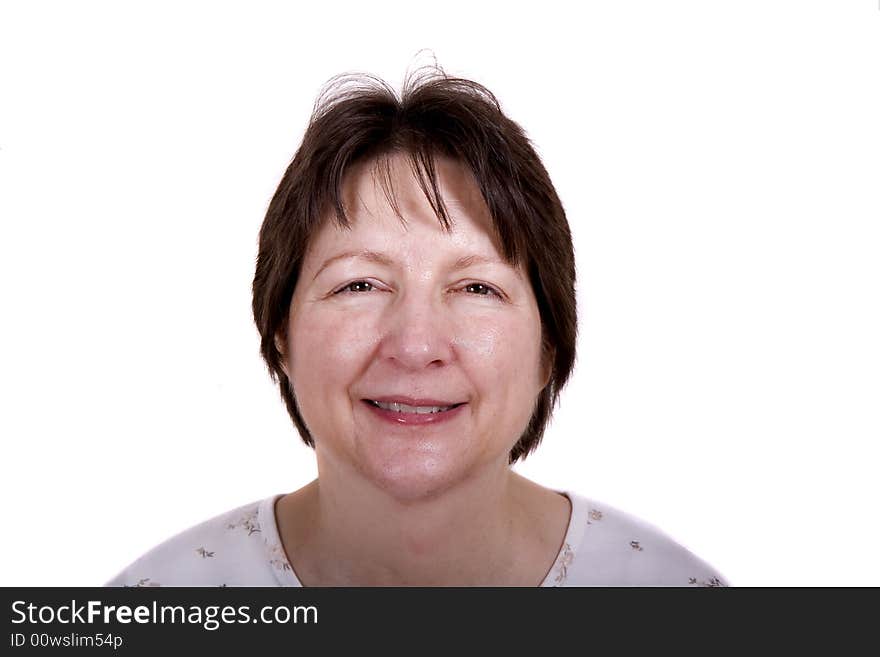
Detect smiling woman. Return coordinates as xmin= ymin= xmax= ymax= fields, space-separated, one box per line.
xmin=278 ymin=152 xmax=554 ymax=515
xmin=105 ymin=64 xmax=728 ymax=587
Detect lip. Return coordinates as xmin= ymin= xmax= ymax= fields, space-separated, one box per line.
xmin=361 ymin=399 xmax=467 ymax=426
xmin=367 ymin=395 xmax=465 ymax=406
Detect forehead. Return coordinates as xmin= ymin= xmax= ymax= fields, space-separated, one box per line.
xmin=304 ymin=153 xmax=505 ymax=262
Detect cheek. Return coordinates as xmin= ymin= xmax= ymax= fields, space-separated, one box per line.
xmin=289 ymin=306 xmax=541 ymax=394
xmin=452 ymin=319 xmax=542 ymax=396
xmin=451 ymin=323 xmax=501 ymax=359
xmin=289 ymin=310 xmax=381 ymax=394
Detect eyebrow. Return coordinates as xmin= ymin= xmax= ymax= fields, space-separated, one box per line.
xmin=312 ymin=249 xmax=517 ymax=281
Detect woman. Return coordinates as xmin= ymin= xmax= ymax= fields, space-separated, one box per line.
xmin=106 ymin=66 xmax=728 ymax=587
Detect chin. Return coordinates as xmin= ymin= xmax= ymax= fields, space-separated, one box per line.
xmin=361 ymin=455 xmax=470 ymax=506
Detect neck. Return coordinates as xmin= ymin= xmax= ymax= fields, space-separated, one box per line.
xmin=277 ymin=462 xmax=563 ymax=586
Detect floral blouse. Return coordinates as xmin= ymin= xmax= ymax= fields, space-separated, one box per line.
xmin=105 ymin=491 xmax=728 ymax=587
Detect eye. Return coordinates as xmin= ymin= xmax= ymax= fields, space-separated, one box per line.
xmin=332 ymin=280 xmax=504 ymax=299
xmin=333 ymin=280 xmax=376 ymax=295
xmin=462 ymin=282 xmax=502 ymax=298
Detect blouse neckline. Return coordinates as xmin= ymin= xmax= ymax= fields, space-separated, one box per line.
xmin=258 ymin=489 xmax=585 ymax=587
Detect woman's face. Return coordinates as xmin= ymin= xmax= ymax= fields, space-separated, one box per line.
xmin=281 ymin=153 xmax=551 ymax=502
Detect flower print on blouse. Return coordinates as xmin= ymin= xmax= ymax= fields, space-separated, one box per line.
xmin=131 ymin=577 xmax=161 ymax=587
xmin=104 ymin=492 xmax=729 ymax=587
xmin=226 ymin=506 xmax=261 ymax=536
xmin=550 ymin=543 xmax=575 ymax=586
xmin=689 ymin=576 xmax=726 ymax=587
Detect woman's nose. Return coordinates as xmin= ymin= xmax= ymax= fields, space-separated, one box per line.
xmin=376 ymin=290 xmax=455 ymax=370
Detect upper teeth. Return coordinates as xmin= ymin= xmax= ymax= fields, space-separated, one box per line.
xmin=371 ymin=400 xmax=456 ymax=414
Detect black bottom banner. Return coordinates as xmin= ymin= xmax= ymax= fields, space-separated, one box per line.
xmin=0 ymin=587 xmax=869 ymax=652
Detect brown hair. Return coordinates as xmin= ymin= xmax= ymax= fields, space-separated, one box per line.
xmin=252 ymin=65 xmax=577 ymax=464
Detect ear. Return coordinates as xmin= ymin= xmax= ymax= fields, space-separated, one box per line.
xmin=274 ymin=331 xmax=289 ymax=379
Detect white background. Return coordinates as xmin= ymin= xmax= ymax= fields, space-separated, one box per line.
xmin=1 ymin=1 xmax=878 ymax=587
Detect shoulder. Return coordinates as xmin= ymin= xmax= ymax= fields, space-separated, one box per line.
xmin=104 ymin=496 xmax=287 ymax=587
xmin=558 ymin=492 xmax=729 ymax=587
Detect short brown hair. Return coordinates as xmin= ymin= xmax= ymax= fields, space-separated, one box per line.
xmin=252 ymin=65 xmax=577 ymax=464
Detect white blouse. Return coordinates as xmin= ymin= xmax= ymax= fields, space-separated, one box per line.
xmin=105 ymin=491 xmax=728 ymax=587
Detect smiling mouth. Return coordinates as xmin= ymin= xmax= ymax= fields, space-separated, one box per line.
xmin=363 ymin=400 xmax=465 ymax=414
